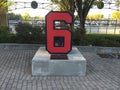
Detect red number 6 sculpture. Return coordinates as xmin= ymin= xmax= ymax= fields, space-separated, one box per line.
xmin=46 ymin=11 xmax=73 ymax=54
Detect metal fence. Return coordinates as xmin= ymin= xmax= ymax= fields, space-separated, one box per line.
xmin=9 ymin=19 xmax=120 ymax=34
xmin=85 ymin=20 xmax=120 ymax=34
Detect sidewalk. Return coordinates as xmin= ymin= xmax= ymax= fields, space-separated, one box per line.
xmin=0 ymin=45 xmax=120 ymax=90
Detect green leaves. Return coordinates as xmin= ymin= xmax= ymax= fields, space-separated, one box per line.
xmin=0 ymin=0 xmax=12 ymax=10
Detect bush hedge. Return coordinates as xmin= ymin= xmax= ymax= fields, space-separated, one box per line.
xmin=0 ymin=24 xmax=120 ymax=47
xmin=72 ymin=31 xmax=120 ymax=47
xmin=0 ymin=26 xmax=15 ymax=43
xmin=15 ymin=23 xmax=45 ymax=44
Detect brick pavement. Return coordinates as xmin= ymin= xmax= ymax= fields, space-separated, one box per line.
xmin=0 ymin=45 xmax=120 ymax=90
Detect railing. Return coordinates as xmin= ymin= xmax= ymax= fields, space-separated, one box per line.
xmin=85 ymin=20 xmax=120 ymax=34
xmin=9 ymin=19 xmax=120 ymax=34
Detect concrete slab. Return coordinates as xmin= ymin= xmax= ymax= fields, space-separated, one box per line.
xmin=32 ymin=47 xmax=86 ymax=76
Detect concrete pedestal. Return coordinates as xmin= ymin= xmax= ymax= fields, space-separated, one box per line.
xmin=32 ymin=47 xmax=86 ymax=76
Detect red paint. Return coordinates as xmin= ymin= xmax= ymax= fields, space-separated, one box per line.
xmin=46 ymin=11 xmax=73 ymax=54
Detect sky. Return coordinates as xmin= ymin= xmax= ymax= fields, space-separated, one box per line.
xmin=8 ymin=0 xmax=116 ymax=18
xmin=8 ymin=0 xmax=52 ymax=17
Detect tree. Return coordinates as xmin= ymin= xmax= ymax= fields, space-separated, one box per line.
xmin=0 ymin=0 xmax=12 ymax=10
xmin=51 ymin=0 xmax=75 ymax=31
xmin=8 ymin=13 xmax=22 ymax=20
xmin=0 ymin=0 xmax=12 ymax=25
xmin=112 ymin=11 xmax=120 ymax=20
xmin=51 ymin=0 xmax=104 ymax=34
xmin=115 ymin=0 xmax=120 ymax=10
xmin=74 ymin=0 xmax=104 ymax=34
xmin=87 ymin=14 xmax=104 ymax=20
xmin=22 ymin=11 xmax=30 ymax=21
xmin=51 ymin=0 xmax=75 ymax=13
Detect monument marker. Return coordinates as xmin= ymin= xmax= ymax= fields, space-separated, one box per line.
xmin=46 ymin=11 xmax=72 ymax=54
xmin=31 ymin=1 xmax=86 ymax=76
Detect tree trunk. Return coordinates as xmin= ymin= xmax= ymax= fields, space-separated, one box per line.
xmin=80 ymin=16 xmax=86 ymax=34
xmin=0 ymin=10 xmax=8 ymax=26
xmin=75 ymin=0 xmax=95 ymax=34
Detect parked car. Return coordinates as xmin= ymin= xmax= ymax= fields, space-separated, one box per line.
xmin=74 ymin=20 xmax=80 ymax=28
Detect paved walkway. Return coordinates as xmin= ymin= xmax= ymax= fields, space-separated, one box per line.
xmin=0 ymin=45 xmax=120 ymax=90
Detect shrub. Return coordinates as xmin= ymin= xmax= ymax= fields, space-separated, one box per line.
xmin=72 ymin=32 xmax=120 ymax=47
xmin=0 ymin=24 xmax=120 ymax=47
xmin=15 ymin=23 xmax=45 ymax=44
xmin=0 ymin=26 xmax=15 ymax=43
xmin=72 ymin=30 xmax=88 ymax=45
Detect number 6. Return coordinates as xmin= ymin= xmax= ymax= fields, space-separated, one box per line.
xmin=46 ymin=11 xmax=73 ymax=54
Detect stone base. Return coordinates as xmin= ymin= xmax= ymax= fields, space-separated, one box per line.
xmin=32 ymin=47 xmax=86 ymax=76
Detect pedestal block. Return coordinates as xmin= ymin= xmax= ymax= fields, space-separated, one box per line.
xmin=32 ymin=47 xmax=86 ymax=76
